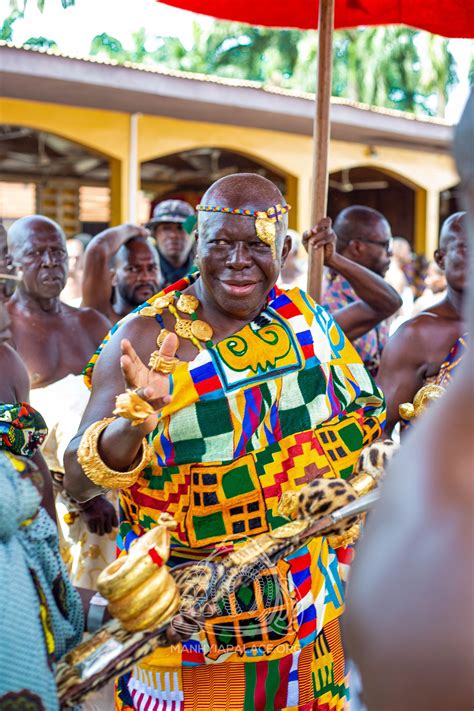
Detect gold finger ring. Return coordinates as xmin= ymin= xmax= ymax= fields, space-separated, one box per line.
xmin=148 ymin=351 xmax=180 ymax=374
xmin=113 ymin=389 xmax=156 ymax=425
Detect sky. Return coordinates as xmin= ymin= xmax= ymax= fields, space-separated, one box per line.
xmin=1 ymin=0 xmax=472 ymax=121
xmin=1 ymin=0 xmax=205 ymax=52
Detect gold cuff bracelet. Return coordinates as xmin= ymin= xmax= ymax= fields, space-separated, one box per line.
xmin=77 ymin=417 xmax=154 ymax=489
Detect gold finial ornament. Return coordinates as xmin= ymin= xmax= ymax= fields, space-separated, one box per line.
xmin=97 ymin=514 xmax=181 ymax=632
xmin=399 ymin=383 xmax=445 ymax=420
xmin=148 ymin=352 xmax=180 ymax=374
xmin=113 ymin=390 xmax=156 ymax=426
xmin=277 ymin=490 xmax=300 ymax=520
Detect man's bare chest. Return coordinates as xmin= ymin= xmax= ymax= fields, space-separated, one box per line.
xmin=13 ymin=317 xmax=96 ymax=388
xmin=423 ymin=321 xmax=463 ymax=379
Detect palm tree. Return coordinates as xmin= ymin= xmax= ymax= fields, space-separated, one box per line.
xmin=422 ymin=35 xmax=458 ymax=116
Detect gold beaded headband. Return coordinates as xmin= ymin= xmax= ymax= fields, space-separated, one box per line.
xmin=195 ymin=203 xmax=291 ymax=257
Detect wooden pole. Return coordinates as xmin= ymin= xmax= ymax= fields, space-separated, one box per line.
xmin=307 ymin=0 xmax=335 ymax=302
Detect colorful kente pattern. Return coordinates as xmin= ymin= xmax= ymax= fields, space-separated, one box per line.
xmin=0 ymin=402 xmax=48 ymax=458
xmin=436 ymin=333 xmax=467 ymax=387
xmin=322 ymin=272 xmax=389 ymax=378
xmin=85 ymin=276 xmax=385 ymax=710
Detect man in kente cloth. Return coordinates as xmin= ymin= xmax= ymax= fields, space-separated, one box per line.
xmin=377 ymin=211 xmax=468 ymax=436
xmin=65 ymin=174 xmax=385 ymax=711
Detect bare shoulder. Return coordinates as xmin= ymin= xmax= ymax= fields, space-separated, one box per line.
xmin=390 ymin=313 xmax=436 ymax=347
xmin=94 ymin=313 xmax=160 ymax=374
xmin=83 ymin=313 xmax=161 ymax=422
xmin=66 ymin=302 xmax=111 ymax=340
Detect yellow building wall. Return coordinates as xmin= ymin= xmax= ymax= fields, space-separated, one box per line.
xmin=1 ymin=97 xmax=459 ymax=254
xmin=1 ymin=98 xmax=131 ymax=223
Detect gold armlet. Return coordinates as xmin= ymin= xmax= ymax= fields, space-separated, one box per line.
xmin=77 ymin=417 xmax=154 ymax=489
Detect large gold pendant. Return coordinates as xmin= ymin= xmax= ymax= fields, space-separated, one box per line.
xmin=156 ymin=329 xmax=170 ymax=349
xmin=191 ymin=319 xmax=213 ymax=342
xmin=139 ymin=294 xmax=175 ymax=318
xmin=175 ymin=318 xmax=193 ymax=339
xmin=177 ymin=294 xmax=199 ymax=314
xmin=140 ymin=305 xmax=160 ymax=318
xmin=152 ymin=294 xmax=175 ymax=309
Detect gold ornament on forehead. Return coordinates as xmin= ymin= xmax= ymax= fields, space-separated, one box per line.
xmin=196 ymin=202 xmax=291 ymax=259
xmin=255 ymin=213 xmax=277 ymax=258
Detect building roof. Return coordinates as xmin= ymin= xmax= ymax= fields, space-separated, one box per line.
xmin=0 ymin=42 xmax=453 ymax=153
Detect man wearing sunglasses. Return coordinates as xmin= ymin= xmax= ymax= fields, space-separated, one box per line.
xmin=315 ymin=205 xmax=394 ymax=378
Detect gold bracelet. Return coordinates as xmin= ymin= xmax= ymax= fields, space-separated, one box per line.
xmin=77 ymin=417 xmax=154 ymax=489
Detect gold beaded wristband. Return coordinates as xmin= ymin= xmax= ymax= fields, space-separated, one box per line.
xmin=77 ymin=417 xmax=154 ymax=489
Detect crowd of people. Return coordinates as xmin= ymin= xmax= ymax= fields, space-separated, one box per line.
xmin=0 ymin=94 xmax=471 ymax=711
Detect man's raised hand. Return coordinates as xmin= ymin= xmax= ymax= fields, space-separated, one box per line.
xmin=302 ymin=217 xmax=337 ymax=265
xmin=119 ymin=332 xmax=179 ymax=433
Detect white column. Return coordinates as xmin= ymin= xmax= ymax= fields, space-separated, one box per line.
xmin=128 ymin=112 xmax=140 ymax=222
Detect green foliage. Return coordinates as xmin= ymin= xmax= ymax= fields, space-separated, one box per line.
xmin=24 ymin=35 xmax=58 ymax=48
xmin=8 ymin=0 xmax=75 ymax=10
xmin=89 ymin=32 xmax=127 ymax=62
xmin=0 ymin=11 xmax=20 ymax=40
xmin=84 ymin=21 xmax=457 ymax=117
xmin=3 ymin=2 xmax=460 ymax=118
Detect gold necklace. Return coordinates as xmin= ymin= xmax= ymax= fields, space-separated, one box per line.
xmin=140 ymin=291 xmax=214 ymax=372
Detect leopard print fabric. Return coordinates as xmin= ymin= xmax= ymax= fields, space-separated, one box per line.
xmin=293 ymin=478 xmax=358 ymax=536
xmin=353 ymin=439 xmax=399 ymax=481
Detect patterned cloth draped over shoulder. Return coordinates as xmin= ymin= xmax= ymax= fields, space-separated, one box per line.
xmin=400 ymin=334 xmax=468 ymax=432
xmin=0 ymin=402 xmax=47 ymax=457
xmin=0 ymin=451 xmax=83 ymax=711
xmin=322 ymin=272 xmax=390 ymax=378
xmin=434 ymin=333 xmax=468 ymax=388
xmin=85 ymin=275 xmax=386 ymax=711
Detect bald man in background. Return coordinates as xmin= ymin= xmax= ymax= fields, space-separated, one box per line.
xmin=306 ymin=206 xmax=394 ymax=377
xmin=7 ymin=215 xmax=117 ymax=589
xmin=377 ymin=211 xmax=467 ymax=436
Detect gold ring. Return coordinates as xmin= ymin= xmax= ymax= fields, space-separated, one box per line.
xmin=113 ymin=389 xmax=156 ymax=426
xmin=148 ymin=351 xmax=180 ymax=374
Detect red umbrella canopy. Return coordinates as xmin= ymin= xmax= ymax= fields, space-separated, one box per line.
xmin=158 ymin=0 xmax=474 ymax=37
